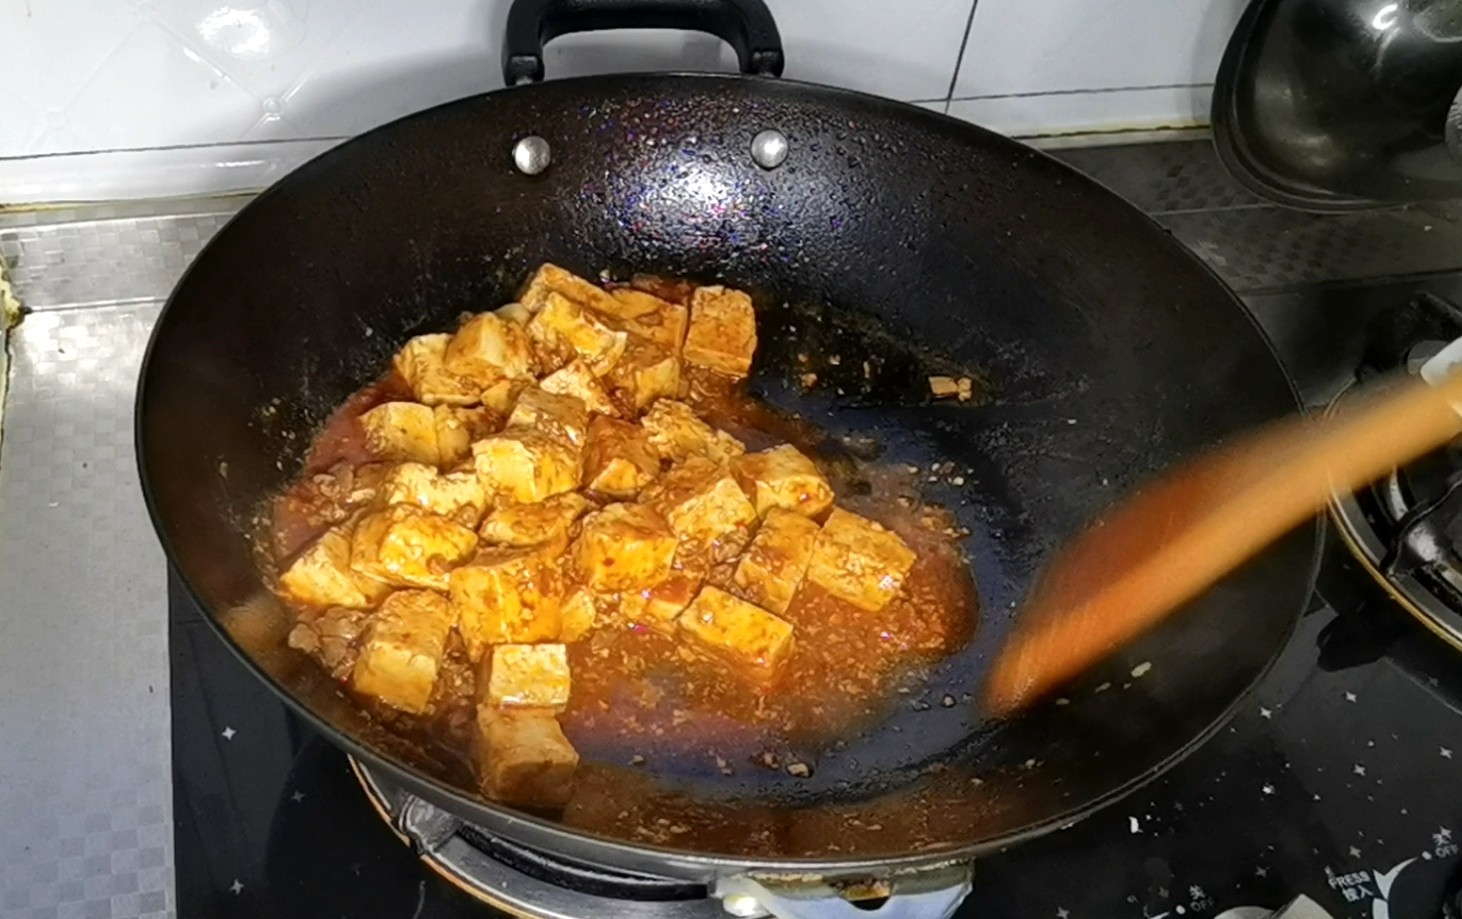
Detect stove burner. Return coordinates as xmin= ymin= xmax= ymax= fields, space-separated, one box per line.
xmin=1330 ymin=293 xmax=1462 ymax=651
xmin=349 ymin=760 xmax=974 ymax=919
xmin=350 ymin=758 xmax=729 ymax=918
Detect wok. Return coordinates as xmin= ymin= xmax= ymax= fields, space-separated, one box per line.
xmin=136 ymin=0 xmax=1319 ymax=901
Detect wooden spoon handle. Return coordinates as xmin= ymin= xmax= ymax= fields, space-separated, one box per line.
xmin=984 ymin=370 xmax=1462 ymax=717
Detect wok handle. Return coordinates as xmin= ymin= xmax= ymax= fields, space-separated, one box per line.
xmin=502 ymin=0 xmax=785 ymax=84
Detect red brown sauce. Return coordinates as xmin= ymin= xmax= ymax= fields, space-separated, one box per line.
xmin=266 ymin=314 xmax=977 ymax=789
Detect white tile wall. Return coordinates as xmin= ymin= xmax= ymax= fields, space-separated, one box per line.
xmin=0 ymin=0 xmax=1244 ymax=202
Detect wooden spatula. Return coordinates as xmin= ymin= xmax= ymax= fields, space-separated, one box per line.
xmin=984 ymin=368 xmax=1462 ymax=717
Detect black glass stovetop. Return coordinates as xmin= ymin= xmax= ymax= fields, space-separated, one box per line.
xmin=171 ymin=277 xmax=1462 ymax=919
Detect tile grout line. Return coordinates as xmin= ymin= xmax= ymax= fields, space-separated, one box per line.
xmin=949 ymin=83 xmax=1214 ymax=104
xmin=944 ymin=0 xmax=982 ymax=109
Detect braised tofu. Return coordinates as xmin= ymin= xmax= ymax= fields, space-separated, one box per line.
xmin=731 ymin=445 xmax=835 ymax=519
xmin=497 ymin=302 xmax=533 ymax=325
xmin=684 ymin=286 xmax=756 ymax=379
xmin=572 ymin=503 xmax=677 ymax=592
xmin=393 ymin=333 xmax=481 ymax=406
xmin=639 ymin=456 xmax=757 ymax=545
xmin=582 ymin=416 xmax=659 ymax=499
xmin=349 ymin=505 xmax=479 ymax=590
xmin=620 ymin=546 xmax=707 ymax=634
xmin=279 ymin=528 xmax=393 ymax=609
xmin=379 ymin=462 xmax=489 ymax=528
xmin=677 ymin=587 xmax=795 ymax=685
xmin=483 ymin=378 xmax=529 ymax=415
xmin=444 ymin=312 xmax=536 ymax=386
xmin=479 ymin=492 xmax=592 ymax=548
xmin=609 ymin=289 xmax=689 ymax=352
xmin=640 ymin=399 xmax=744 ymax=464
xmin=351 ymin=590 xmax=455 ymax=714
xmin=732 ymin=509 xmax=818 ymax=614
xmin=361 ymin=402 xmax=439 ymax=465
xmin=484 ymin=643 xmax=571 ymax=711
xmin=604 ymin=339 xmax=682 ymax=413
xmin=288 ymin=606 xmax=369 ymax=679
xmin=519 ymin=263 xmax=621 ymax=317
xmin=434 ymin=405 xmax=499 ymax=468
xmin=540 ymin=359 xmax=619 ymax=416
xmin=474 ymin=708 xmax=579 ymax=809
xmin=449 ymin=545 xmax=565 ymax=660
xmin=506 ymin=387 xmax=590 ymax=447
xmin=526 ymin=292 xmax=628 ymax=376
xmin=559 ymin=589 xmax=599 ymax=642
xmin=472 ymin=430 xmax=582 ymax=504
xmin=805 ymin=508 xmax=917 ymax=612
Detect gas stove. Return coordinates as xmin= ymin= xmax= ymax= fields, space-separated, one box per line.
xmin=170 ymin=274 xmax=1462 ymax=919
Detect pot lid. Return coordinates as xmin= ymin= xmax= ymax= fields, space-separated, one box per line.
xmin=1212 ymin=0 xmax=1462 ymax=210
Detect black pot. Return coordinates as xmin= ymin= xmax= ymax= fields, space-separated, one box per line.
xmin=137 ymin=0 xmax=1318 ymax=901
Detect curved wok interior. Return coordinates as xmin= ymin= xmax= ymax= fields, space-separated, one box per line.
xmin=138 ymin=75 xmax=1318 ymax=869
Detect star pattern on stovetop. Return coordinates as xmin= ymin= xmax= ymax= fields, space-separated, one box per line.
xmin=221 ymin=726 xmax=236 ymax=740
xmin=229 ymin=879 xmax=243 ymax=895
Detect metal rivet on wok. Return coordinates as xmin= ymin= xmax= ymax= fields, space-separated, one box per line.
xmin=512 ymin=135 xmax=552 ymax=175
xmin=750 ymin=129 xmax=789 ymax=169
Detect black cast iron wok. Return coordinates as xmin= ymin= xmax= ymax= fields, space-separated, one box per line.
xmin=136 ymin=0 xmax=1319 ymax=891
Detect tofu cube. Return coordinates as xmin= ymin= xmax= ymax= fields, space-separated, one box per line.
xmin=608 ymin=289 xmax=689 ymax=352
xmin=473 ymin=708 xmax=579 ymax=809
xmin=619 ymin=546 xmax=707 ymax=634
xmin=434 ymin=405 xmax=499 ymax=469
xmin=805 ymin=508 xmax=918 ymax=612
xmin=348 ymin=504 xmax=479 ymax=590
xmin=677 ymin=587 xmax=795 ymax=685
xmin=684 ymin=286 xmax=756 ymax=378
xmin=449 ymin=545 xmax=565 ymax=661
xmin=559 ymin=589 xmax=599 ymax=642
xmin=519 ymin=263 xmax=621 ymax=317
xmin=526 ymin=292 xmax=628 ymax=376
xmin=640 ymin=399 xmax=744 ymax=464
xmin=279 ymin=528 xmax=393 ymax=609
xmin=639 ymin=456 xmax=757 ymax=546
xmin=444 ymin=312 xmax=536 ymax=385
xmin=582 ymin=416 xmax=659 ymax=499
xmin=506 ymin=387 xmax=590 ymax=447
xmin=497 ymin=302 xmax=533 ymax=325
xmin=393 ymin=333 xmax=481 ymax=406
xmin=540 ymin=359 xmax=620 ymax=416
xmin=572 ymin=503 xmax=678 ymax=591
xmin=472 ymin=430 xmax=582 ymax=504
xmin=604 ymin=339 xmax=682 ymax=413
xmin=479 ymin=492 xmax=592 ymax=547
xmin=360 ymin=402 xmax=439 ymax=465
xmin=379 ymin=462 xmax=489 ymax=528
xmin=484 ymin=643 xmax=572 ymax=711
xmin=732 ymin=509 xmax=819 ymax=614
xmin=483 ymin=378 xmax=528 ymax=415
xmin=731 ymin=445 xmax=835 ymax=519
xmin=288 ymin=605 xmax=370 ymax=679
xmin=351 ymin=590 xmax=455 ymax=714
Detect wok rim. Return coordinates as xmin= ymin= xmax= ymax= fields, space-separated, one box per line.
xmin=136 ymin=70 xmax=1322 ymax=876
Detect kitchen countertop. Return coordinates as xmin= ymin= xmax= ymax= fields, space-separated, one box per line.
xmin=2 ymin=135 xmax=1462 ymax=919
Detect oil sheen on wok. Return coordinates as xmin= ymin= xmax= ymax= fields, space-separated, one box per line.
xmin=266 ymin=263 xmax=978 ymax=813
